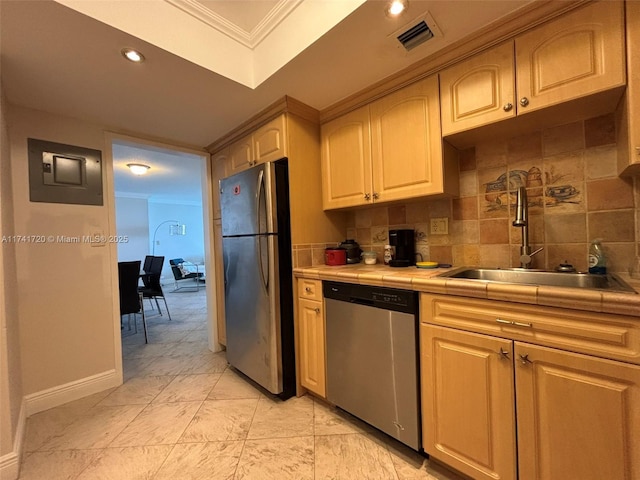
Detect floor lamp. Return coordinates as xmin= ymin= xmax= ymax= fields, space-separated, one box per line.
xmin=152 ymin=220 xmax=186 ymax=255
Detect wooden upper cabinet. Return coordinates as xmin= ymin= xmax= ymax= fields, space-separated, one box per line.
xmin=617 ymin=0 xmax=640 ymax=176
xmin=440 ymin=1 xmax=625 ymax=138
xmin=515 ymin=0 xmax=625 ymax=114
xmin=254 ymin=115 xmax=287 ymax=164
xmin=370 ymin=75 xmax=444 ymax=203
xmin=440 ymin=42 xmax=516 ymax=136
xmin=224 ymin=115 xmax=288 ymax=176
xmin=321 ymin=105 xmax=372 ymax=209
xmin=515 ymin=342 xmax=640 ymax=480
xmin=321 ymin=75 xmax=454 ymax=210
xmin=227 ymin=134 xmax=253 ymax=175
xmin=211 ymin=148 xmax=228 ymax=220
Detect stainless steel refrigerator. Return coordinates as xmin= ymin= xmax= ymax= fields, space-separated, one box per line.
xmin=219 ymin=160 xmax=295 ymax=398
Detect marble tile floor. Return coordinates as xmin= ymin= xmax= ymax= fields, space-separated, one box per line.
xmin=19 ymin=288 xmax=467 ymax=480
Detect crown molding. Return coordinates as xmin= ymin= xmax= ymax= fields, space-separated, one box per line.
xmin=164 ymin=0 xmax=303 ymax=49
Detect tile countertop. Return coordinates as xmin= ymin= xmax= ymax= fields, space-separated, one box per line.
xmin=293 ymin=264 xmax=640 ymax=318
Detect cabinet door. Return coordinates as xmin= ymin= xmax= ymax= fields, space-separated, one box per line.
xmin=211 ymin=148 xmax=228 ymax=220
xmin=627 ymin=0 xmax=640 ymax=169
xmin=515 ymin=1 xmax=625 ymax=114
xmin=298 ymin=297 xmax=326 ymax=397
xmin=213 ymin=219 xmax=226 ymax=346
xmin=254 ymin=115 xmax=287 ymax=165
xmin=440 ymin=42 xmax=515 ymax=136
xmin=515 ymin=342 xmax=640 ymax=480
xmin=320 ymin=105 xmax=372 ymax=209
xmin=370 ymin=75 xmax=444 ymax=202
xmin=421 ymin=324 xmax=517 ymax=480
xmin=228 ymin=134 xmax=253 ymax=175
xmin=618 ymin=0 xmax=640 ymax=174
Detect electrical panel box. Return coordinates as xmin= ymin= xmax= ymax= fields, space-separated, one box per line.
xmin=28 ymin=138 xmax=103 ymax=206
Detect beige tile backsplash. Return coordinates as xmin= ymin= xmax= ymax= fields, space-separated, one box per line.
xmin=293 ymin=114 xmax=640 ymax=273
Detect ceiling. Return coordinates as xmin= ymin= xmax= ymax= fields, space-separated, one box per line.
xmin=1 ymin=0 xmax=534 ymax=149
xmin=113 ymin=141 xmax=206 ymax=205
xmin=2 ymin=0 xmax=534 ymax=201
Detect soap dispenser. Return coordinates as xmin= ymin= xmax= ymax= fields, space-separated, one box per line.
xmin=588 ymin=239 xmax=607 ymax=274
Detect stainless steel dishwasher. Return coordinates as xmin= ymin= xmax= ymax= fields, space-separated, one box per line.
xmin=323 ymin=280 xmax=421 ymax=450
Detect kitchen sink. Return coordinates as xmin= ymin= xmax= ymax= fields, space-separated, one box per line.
xmin=438 ymin=268 xmax=637 ymax=293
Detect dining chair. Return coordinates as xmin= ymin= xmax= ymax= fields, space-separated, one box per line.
xmin=138 ymin=255 xmax=172 ymax=320
xmin=142 ymin=255 xmax=153 ymax=274
xmin=118 ymin=260 xmax=148 ymax=343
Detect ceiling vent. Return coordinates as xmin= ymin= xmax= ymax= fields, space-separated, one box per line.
xmin=397 ymin=20 xmax=433 ymax=50
xmin=389 ymin=11 xmax=443 ymax=53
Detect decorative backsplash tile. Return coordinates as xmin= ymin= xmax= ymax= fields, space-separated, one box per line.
xmin=542 ymin=120 xmax=585 ymax=157
xmin=371 ymin=226 xmax=388 ymax=244
xmin=294 ymin=113 xmax=640 ymax=273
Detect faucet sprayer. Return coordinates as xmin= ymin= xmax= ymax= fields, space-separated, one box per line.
xmin=513 ymin=187 xmax=542 ymax=268
xmin=513 ymin=186 xmax=528 ymax=227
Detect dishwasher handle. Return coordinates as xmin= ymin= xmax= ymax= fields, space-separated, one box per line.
xmin=349 ymin=297 xmax=375 ymax=307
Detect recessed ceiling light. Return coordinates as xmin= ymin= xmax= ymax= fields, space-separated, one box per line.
xmin=387 ymin=0 xmax=408 ymax=16
xmin=127 ymin=163 xmax=150 ymax=175
xmin=121 ymin=48 xmax=145 ymax=63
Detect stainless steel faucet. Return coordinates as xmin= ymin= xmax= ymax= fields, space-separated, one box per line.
xmin=513 ymin=187 xmax=543 ymax=268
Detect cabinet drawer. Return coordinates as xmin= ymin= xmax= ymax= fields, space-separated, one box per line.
xmin=298 ymin=279 xmax=322 ymax=301
xmin=421 ymin=294 xmax=640 ymax=365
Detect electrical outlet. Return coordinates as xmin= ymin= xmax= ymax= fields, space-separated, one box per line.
xmin=430 ymin=217 xmax=448 ymax=235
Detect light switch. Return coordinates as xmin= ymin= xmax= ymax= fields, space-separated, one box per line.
xmin=430 ymin=217 xmax=448 ymax=235
xmin=89 ymin=231 xmax=106 ymax=247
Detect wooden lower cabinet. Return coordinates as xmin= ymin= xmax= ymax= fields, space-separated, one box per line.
xmin=421 ymin=324 xmax=517 ymax=480
xmin=213 ymin=219 xmax=226 ymax=346
xmin=515 ymin=342 xmax=640 ymax=480
xmin=421 ymin=324 xmax=640 ymax=480
xmin=297 ymin=291 xmax=326 ymax=397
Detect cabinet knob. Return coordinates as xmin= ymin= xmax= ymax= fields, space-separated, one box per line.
xmin=364 ymin=193 xmax=371 ymax=201
xmin=519 ymin=97 xmax=529 ymax=107
xmin=373 ymin=192 xmax=379 ymax=200
xmin=314 ymin=308 xmax=320 ymax=314
xmin=305 ymin=287 xmax=311 ymax=293
xmin=498 ymin=348 xmax=510 ymax=360
xmin=503 ymin=103 xmax=513 ymax=112
xmin=635 ymin=146 xmax=640 ymax=155
xmin=519 ymin=353 xmax=533 ymax=365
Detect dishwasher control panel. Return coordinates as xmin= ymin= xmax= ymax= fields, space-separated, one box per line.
xmin=323 ymin=281 xmax=417 ymax=314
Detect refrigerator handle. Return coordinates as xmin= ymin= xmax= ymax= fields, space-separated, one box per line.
xmin=256 ymin=169 xmax=264 ymax=234
xmin=257 ymin=237 xmax=269 ymax=293
xmin=256 ymin=170 xmax=269 ymax=293
xmin=223 ymin=249 xmax=229 ymax=293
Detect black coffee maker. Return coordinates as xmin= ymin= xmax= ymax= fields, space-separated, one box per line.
xmin=389 ymin=229 xmax=415 ymax=267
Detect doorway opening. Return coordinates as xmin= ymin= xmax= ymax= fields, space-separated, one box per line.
xmin=110 ymin=136 xmax=219 ymax=371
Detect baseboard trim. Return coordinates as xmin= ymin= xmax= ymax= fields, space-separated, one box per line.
xmin=0 ymin=451 xmax=19 ymax=480
xmin=24 ymin=369 xmax=121 ymax=417
xmin=0 ymin=371 xmax=120 ymax=479
xmin=0 ymin=398 xmax=27 ymax=480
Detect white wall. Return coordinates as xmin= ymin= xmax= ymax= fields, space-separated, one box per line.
xmin=7 ymin=105 xmax=119 ymax=399
xmin=115 ymin=196 xmax=149 ymax=262
xmin=148 ymin=201 xmax=205 ymax=281
xmin=0 ymin=79 xmax=23 ymax=478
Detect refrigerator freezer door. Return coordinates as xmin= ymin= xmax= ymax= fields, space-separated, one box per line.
xmin=223 ymin=234 xmax=282 ymax=393
xmin=220 ymin=163 xmax=277 ymax=237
